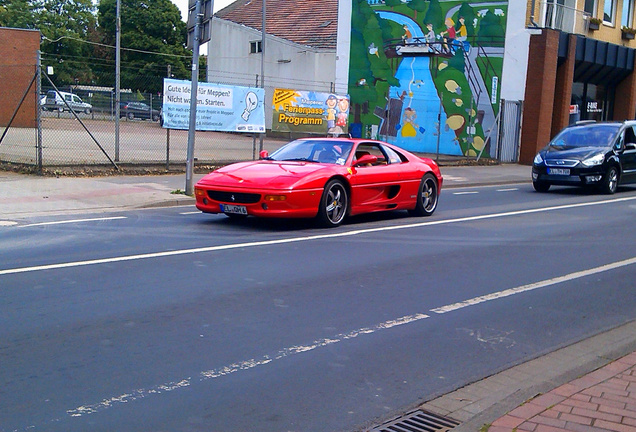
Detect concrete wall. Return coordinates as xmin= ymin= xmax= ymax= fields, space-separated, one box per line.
xmin=0 ymin=27 xmax=40 ymax=128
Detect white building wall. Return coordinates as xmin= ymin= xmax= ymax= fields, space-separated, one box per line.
xmin=208 ymin=18 xmax=336 ymax=129
xmin=501 ymin=0 xmax=532 ymax=102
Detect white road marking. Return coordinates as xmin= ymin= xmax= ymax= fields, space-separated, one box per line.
xmin=2 ymin=195 xmax=636 ymax=277
xmin=430 ymin=256 xmax=636 ymax=314
xmin=452 ymin=191 xmax=479 ymax=195
xmin=180 ymin=211 xmax=201 ymax=215
xmin=66 ymin=313 xmax=430 ymax=417
xmin=62 ymin=251 xmax=636 ymax=419
xmin=497 ymin=188 xmax=518 ymax=192
xmin=17 ymin=216 xmax=127 ymax=228
xmin=0 ymin=220 xmax=18 ymax=226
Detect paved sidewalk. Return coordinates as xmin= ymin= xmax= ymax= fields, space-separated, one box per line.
xmin=414 ymin=320 xmax=636 ymax=432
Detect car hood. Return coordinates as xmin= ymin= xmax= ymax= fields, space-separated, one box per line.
xmin=197 ymin=161 xmax=337 ymax=189
xmin=544 ymin=145 xmax=607 ymax=160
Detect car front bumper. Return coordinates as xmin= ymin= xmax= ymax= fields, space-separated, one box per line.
xmin=532 ymin=165 xmax=605 ymax=186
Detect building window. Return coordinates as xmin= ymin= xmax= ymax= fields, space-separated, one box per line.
xmin=584 ymin=0 xmax=597 ymax=16
xmin=250 ymin=41 xmax=262 ymax=54
xmin=604 ymin=0 xmax=616 ymax=23
xmin=622 ymin=0 xmax=634 ymax=27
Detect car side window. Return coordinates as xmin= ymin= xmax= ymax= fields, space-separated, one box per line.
xmin=354 ymin=143 xmax=387 ymax=166
xmin=381 ymin=145 xmax=405 ymax=164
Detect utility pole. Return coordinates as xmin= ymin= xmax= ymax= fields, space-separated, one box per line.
xmin=115 ymin=0 xmax=121 ymax=162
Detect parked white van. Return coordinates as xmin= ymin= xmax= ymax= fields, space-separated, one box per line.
xmin=44 ymin=91 xmax=92 ymax=114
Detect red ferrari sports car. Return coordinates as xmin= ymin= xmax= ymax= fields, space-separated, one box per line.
xmin=194 ymin=138 xmax=443 ymax=227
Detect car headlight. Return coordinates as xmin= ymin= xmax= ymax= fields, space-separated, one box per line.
xmin=582 ymin=153 xmax=605 ymax=167
xmin=533 ymin=153 xmax=543 ymax=164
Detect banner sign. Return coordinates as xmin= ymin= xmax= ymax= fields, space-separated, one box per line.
xmin=162 ymin=78 xmax=265 ymax=133
xmin=272 ymin=88 xmax=350 ymax=135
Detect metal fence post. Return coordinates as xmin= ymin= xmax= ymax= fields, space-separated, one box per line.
xmin=36 ymin=51 xmax=43 ymax=173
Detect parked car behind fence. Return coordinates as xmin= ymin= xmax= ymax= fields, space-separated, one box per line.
xmin=43 ymin=90 xmax=92 ymax=114
xmin=119 ymin=101 xmax=161 ymax=122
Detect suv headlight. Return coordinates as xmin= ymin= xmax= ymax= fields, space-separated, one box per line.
xmin=533 ymin=153 xmax=543 ymax=164
xmin=582 ymin=153 xmax=604 ymax=167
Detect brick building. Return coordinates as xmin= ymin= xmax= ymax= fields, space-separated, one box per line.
xmin=0 ymin=27 xmax=41 ymax=128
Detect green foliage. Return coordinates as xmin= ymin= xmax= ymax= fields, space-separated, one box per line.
xmin=423 ymin=0 xmax=444 ymax=33
xmin=478 ymin=10 xmax=505 ymax=42
xmin=97 ymin=0 xmax=190 ymax=94
xmin=385 ymin=0 xmax=401 ymax=10
xmin=408 ymin=0 xmax=427 ymax=20
xmin=0 ymin=0 xmax=37 ymax=28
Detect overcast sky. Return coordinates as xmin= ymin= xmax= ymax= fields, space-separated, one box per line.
xmin=172 ymin=0 xmax=235 ymax=21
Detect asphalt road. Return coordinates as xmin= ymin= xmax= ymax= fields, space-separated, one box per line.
xmin=1 ymin=183 xmax=635 ymax=432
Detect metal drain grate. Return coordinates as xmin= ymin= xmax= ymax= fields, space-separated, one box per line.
xmin=369 ymin=409 xmax=460 ymax=432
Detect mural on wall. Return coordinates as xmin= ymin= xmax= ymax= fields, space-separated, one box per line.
xmin=348 ymin=0 xmax=507 ymax=157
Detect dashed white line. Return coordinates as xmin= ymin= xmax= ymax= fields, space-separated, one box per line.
xmin=497 ymin=188 xmax=519 ymax=192
xmin=17 ymin=216 xmax=127 ymax=228
xmin=452 ymin=191 xmax=479 ymax=195
xmin=66 ymin=313 xmax=430 ymax=417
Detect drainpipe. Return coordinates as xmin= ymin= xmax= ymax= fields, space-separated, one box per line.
xmin=530 ymin=0 xmax=540 ymax=27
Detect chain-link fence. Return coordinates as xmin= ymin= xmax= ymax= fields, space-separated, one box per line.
xmin=0 ymin=62 xmax=292 ymax=170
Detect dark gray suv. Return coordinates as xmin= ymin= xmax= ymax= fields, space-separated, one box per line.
xmin=532 ymin=121 xmax=636 ymax=194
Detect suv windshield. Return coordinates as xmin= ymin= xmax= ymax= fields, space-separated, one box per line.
xmin=550 ymin=124 xmax=620 ymax=149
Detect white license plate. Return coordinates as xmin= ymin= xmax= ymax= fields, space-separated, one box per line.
xmin=548 ymin=168 xmax=570 ymax=175
xmin=220 ymin=204 xmax=248 ymax=215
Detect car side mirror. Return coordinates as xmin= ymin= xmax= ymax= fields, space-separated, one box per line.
xmin=354 ymin=154 xmax=378 ymax=167
xmin=259 ymin=150 xmax=269 ymax=159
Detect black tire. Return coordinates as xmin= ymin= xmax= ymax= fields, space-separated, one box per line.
xmin=152 ymin=114 xmax=160 ymax=122
xmin=85 ymin=108 xmax=91 ymax=114
xmin=57 ymin=106 xmax=64 ymax=113
xmin=127 ymin=112 xmax=134 ymax=120
xmin=317 ymin=179 xmax=348 ymax=227
xmin=533 ymin=181 xmax=551 ymax=192
xmin=600 ymin=165 xmax=619 ymax=194
xmin=408 ymin=173 xmax=439 ymax=216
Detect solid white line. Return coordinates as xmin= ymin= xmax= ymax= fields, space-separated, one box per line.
xmin=66 ymin=313 xmax=429 ymax=417
xmin=17 ymin=216 xmax=127 ymax=228
xmin=2 ymin=195 xmax=636 ymax=276
xmin=430 ymin=256 xmax=636 ymax=314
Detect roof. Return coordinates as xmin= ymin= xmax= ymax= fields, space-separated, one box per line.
xmin=215 ymin=0 xmax=338 ymax=50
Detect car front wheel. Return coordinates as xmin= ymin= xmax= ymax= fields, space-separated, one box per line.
xmin=127 ymin=112 xmax=134 ymax=120
xmin=317 ymin=179 xmax=348 ymax=227
xmin=409 ymin=173 xmax=439 ymax=216
xmin=533 ymin=181 xmax=551 ymax=192
xmin=600 ymin=166 xmax=619 ymax=194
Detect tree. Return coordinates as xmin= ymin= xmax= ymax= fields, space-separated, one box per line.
xmin=385 ymin=0 xmax=401 ymax=11
xmin=408 ymin=0 xmax=427 ymax=21
xmin=98 ymin=0 xmax=190 ymax=94
xmin=38 ymin=0 xmax=97 ymax=85
xmin=477 ymin=10 xmax=505 ymax=45
xmin=423 ymin=0 xmax=444 ymax=32
xmin=0 ymin=0 xmax=37 ymax=29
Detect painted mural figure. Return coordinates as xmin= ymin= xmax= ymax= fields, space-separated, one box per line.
xmin=336 ymin=98 xmax=350 ymax=128
xmin=440 ymin=18 xmax=456 ymax=54
xmin=402 ymin=24 xmax=413 ymax=43
xmin=326 ymin=95 xmax=337 ymax=129
xmin=401 ymin=107 xmax=418 ymax=137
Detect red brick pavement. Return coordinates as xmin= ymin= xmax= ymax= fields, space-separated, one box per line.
xmin=488 ymin=352 xmax=636 ymax=432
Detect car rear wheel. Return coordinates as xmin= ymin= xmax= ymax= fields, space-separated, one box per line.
xmin=408 ymin=173 xmax=439 ymax=217
xmin=317 ymin=179 xmax=348 ymax=227
xmin=127 ymin=112 xmax=134 ymax=120
xmin=152 ymin=114 xmax=160 ymax=122
xmin=84 ymin=108 xmax=91 ymax=114
xmin=600 ymin=166 xmax=619 ymax=194
xmin=533 ymin=181 xmax=551 ymax=192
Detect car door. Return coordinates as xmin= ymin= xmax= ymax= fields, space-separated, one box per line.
xmin=620 ymin=126 xmax=636 ymax=183
xmin=348 ymin=142 xmax=406 ymax=212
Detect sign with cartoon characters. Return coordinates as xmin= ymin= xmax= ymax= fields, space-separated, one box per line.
xmin=162 ymin=78 xmax=265 ymax=132
xmin=272 ymin=88 xmax=350 ymax=135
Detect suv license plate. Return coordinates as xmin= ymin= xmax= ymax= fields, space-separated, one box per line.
xmin=220 ymin=204 xmax=248 ymax=215
xmin=548 ymin=168 xmax=570 ymax=175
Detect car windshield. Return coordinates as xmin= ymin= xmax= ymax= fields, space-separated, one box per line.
xmin=550 ymin=124 xmax=620 ymax=148
xmin=268 ymin=139 xmax=353 ymax=165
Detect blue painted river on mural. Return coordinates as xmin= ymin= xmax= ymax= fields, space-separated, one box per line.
xmin=377 ymin=11 xmax=462 ymax=156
